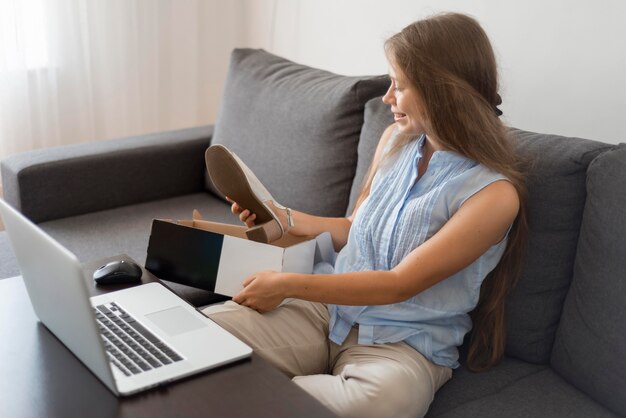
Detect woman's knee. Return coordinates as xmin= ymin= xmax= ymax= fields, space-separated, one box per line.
xmin=202 ymin=301 xmax=256 ymax=338
xmin=293 ymin=361 xmax=435 ymax=418
xmin=343 ymin=362 xmax=433 ymax=418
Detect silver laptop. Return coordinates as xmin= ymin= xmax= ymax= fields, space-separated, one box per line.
xmin=0 ymin=199 xmax=252 ymax=396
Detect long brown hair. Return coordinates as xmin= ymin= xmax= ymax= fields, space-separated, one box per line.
xmin=379 ymin=13 xmax=528 ymax=372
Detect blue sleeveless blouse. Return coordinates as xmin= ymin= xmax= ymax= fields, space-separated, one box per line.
xmin=326 ymin=132 xmax=509 ymax=368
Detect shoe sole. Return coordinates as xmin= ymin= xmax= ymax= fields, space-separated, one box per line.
xmin=205 ymin=145 xmax=283 ymax=243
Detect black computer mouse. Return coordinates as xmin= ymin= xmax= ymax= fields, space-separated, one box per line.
xmin=93 ymin=260 xmax=143 ymax=285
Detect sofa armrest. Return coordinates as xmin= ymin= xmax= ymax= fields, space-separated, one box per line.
xmin=1 ymin=125 xmax=213 ymax=223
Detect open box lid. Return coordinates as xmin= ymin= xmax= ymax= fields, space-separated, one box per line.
xmin=145 ymin=210 xmax=318 ymax=296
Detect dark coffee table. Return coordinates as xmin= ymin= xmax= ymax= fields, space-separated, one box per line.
xmin=0 ymin=255 xmax=337 ymax=418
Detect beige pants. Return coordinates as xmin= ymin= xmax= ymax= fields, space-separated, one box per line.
xmin=202 ymin=299 xmax=452 ymax=418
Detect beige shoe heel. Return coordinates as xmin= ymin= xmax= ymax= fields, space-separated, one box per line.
xmin=245 ymin=220 xmax=283 ymax=243
xmin=205 ymin=144 xmax=286 ymax=244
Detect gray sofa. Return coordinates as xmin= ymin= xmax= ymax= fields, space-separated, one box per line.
xmin=1 ymin=49 xmax=624 ymax=417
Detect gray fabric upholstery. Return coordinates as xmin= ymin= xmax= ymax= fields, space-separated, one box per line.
xmin=38 ymin=192 xmax=234 ymax=266
xmin=1 ymin=125 xmax=213 ymax=223
xmin=505 ymin=130 xmax=612 ymax=364
xmin=47 ymin=193 xmax=233 ymax=305
xmin=0 ymin=191 xmax=234 ymax=303
xmin=346 ymin=96 xmax=394 ymax=215
xmin=551 ymin=144 xmax=626 ymax=416
xmin=210 ymin=48 xmax=388 ymax=217
xmin=426 ymin=357 xmax=547 ymax=417
xmin=428 ymin=368 xmax=617 ymax=418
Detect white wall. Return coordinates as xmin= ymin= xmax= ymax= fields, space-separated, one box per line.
xmin=239 ymin=0 xmax=626 ymax=144
xmin=0 ymin=1 xmax=246 ymax=161
xmin=3 ymin=0 xmax=623 ymax=164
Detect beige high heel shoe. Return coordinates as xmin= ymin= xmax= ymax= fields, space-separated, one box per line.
xmin=205 ymin=144 xmax=292 ymax=243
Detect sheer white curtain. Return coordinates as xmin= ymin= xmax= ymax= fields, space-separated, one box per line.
xmin=0 ymin=0 xmax=244 ymax=163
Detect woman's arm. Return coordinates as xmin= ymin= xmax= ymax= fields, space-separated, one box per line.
xmin=233 ymin=179 xmax=519 ymax=312
xmin=231 ymin=194 xmax=351 ymax=251
xmin=233 ymin=124 xmax=398 ymax=251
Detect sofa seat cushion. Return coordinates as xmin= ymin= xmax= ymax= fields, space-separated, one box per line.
xmin=210 ymin=48 xmax=388 ymax=217
xmin=426 ymin=357 xmax=546 ymax=417
xmin=38 ymin=192 xmax=233 ymax=263
xmin=505 ymin=130 xmax=612 ymax=364
xmin=26 ymin=193 xmax=236 ymax=305
xmin=551 ymin=144 xmax=626 ymax=416
xmin=428 ymin=366 xmax=618 ymax=418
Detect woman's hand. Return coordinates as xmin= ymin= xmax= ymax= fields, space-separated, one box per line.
xmin=227 ymin=196 xmax=257 ymax=227
xmin=227 ymin=196 xmax=290 ymax=232
xmin=232 ymin=270 xmax=288 ymax=313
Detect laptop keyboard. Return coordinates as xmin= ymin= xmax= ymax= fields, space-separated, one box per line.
xmin=94 ymin=302 xmax=183 ymax=376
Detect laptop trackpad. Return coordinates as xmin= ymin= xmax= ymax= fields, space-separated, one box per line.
xmin=145 ymin=306 xmax=207 ymax=336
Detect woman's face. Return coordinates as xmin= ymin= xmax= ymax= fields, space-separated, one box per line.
xmin=382 ymin=62 xmax=427 ymax=136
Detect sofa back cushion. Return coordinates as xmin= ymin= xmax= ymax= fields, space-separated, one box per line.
xmin=209 ymin=49 xmax=388 ymax=216
xmin=346 ymin=96 xmax=394 ymax=216
xmin=550 ymin=144 xmax=626 ymax=416
xmin=505 ymin=130 xmax=611 ymax=363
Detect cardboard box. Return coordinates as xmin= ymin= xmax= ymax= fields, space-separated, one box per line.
xmin=145 ymin=211 xmax=320 ymax=297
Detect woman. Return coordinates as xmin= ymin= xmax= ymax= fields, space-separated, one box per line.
xmin=203 ymin=12 xmax=527 ymax=418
